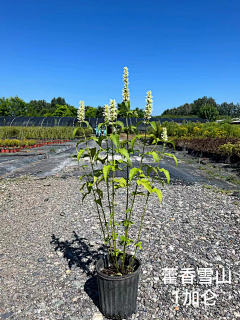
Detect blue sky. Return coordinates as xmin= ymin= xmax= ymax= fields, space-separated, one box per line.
xmin=1 ymin=0 xmax=239 ymax=115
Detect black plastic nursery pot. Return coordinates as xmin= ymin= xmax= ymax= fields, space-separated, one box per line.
xmin=96 ymin=255 xmax=141 ymax=319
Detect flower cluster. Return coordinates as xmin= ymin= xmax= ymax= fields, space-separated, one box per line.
xmin=161 ymin=127 xmax=168 ymax=142
xmin=122 ymin=67 xmax=130 ymax=102
xmin=77 ymin=101 xmax=85 ymax=123
xmin=109 ymin=99 xmax=117 ymax=123
xmin=144 ymin=91 xmax=153 ymax=122
xmin=103 ymin=104 xmax=110 ymax=124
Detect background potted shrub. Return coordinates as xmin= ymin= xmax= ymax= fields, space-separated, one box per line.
xmin=74 ymin=67 xmax=177 ymax=319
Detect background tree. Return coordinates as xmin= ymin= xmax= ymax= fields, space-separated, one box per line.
xmin=85 ymin=106 xmax=97 ymax=118
xmin=96 ymin=105 xmax=104 ymax=118
xmin=0 ymin=97 xmax=11 ymax=116
xmin=52 ymin=105 xmax=77 ymax=117
xmin=199 ymin=104 xmax=219 ymax=121
xmin=5 ymin=96 xmax=27 ymax=116
xmin=51 ymin=97 xmax=67 ymax=109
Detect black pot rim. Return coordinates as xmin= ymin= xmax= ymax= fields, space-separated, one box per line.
xmin=96 ymin=255 xmax=141 ymax=281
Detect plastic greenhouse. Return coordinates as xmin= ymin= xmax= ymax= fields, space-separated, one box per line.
xmin=0 ymin=116 xmax=208 ymax=129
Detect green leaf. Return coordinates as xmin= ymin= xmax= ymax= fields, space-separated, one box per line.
xmin=96 ymin=188 xmax=103 ymax=199
xmin=83 ymin=120 xmax=90 ymax=128
xmin=113 ymin=233 xmax=118 ymax=240
xmin=94 ymin=176 xmax=98 ymax=184
xmin=158 ymin=168 xmax=170 ymax=184
xmin=135 ymin=241 xmax=142 ymax=250
xmin=137 ymin=179 xmax=153 ymax=194
xmin=136 ymin=120 xmax=143 ymax=129
xmin=153 ymin=187 xmax=163 ymax=203
xmin=119 ymin=148 xmax=132 ymax=165
xmin=129 ymin=167 xmax=139 ymax=182
xmin=130 ymin=135 xmax=141 ymax=151
xmin=73 ymin=128 xmax=79 ymax=138
xmin=164 ymin=153 xmax=178 ymax=166
xmin=121 ymin=219 xmax=134 ymax=227
xmin=110 ymin=134 xmax=120 ymax=151
xmin=104 ymin=236 xmax=112 ymax=244
xmin=94 ymin=198 xmax=102 ymax=206
xmin=115 ymin=121 xmax=124 ymax=129
xmin=113 ymin=177 xmax=127 ymax=187
xmin=132 ymin=191 xmax=146 ymax=196
xmin=150 ymin=121 xmax=157 ymax=131
xmin=97 ymin=155 xmax=108 ymax=164
xmin=102 ymin=165 xmax=112 ymax=182
xmin=120 ymin=236 xmax=126 ymax=245
xmin=147 ymin=165 xmax=153 ymax=176
xmin=90 ymin=147 xmax=96 ymax=158
xmin=150 ymin=151 xmax=159 ymax=162
xmin=77 ymin=149 xmax=85 ymax=162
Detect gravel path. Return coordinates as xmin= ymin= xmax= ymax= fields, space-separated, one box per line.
xmin=0 ymin=174 xmax=240 ymax=319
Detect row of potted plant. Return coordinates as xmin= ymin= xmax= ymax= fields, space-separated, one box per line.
xmin=0 ymin=139 xmax=71 ymax=153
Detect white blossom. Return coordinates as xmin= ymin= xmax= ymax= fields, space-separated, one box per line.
xmin=122 ymin=66 xmax=130 ymax=102
xmin=77 ymin=100 xmax=85 ymax=123
xmin=161 ymin=127 xmax=168 ymax=142
xmin=103 ymin=104 xmax=110 ymax=124
xmin=144 ymin=91 xmax=153 ymax=122
xmin=109 ymin=99 xmax=117 ymax=123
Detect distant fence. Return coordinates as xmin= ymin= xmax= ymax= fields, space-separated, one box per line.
xmin=0 ymin=116 xmax=208 ymax=130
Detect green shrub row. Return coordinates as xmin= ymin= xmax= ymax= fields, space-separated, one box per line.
xmin=0 ymin=126 xmax=92 ymax=139
xmin=219 ymin=142 xmax=240 ymax=157
xmin=0 ymin=139 xmax=37 ymax=147
xmin=147 ymin=121 xmax=240 ymax=139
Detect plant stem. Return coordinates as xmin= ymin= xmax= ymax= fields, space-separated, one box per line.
xmin=121 ymin=122 xmax=147 ymax=272
xmin=82 ymin=128 xmax=114 ymax=260
xmin=110 ymin=123 xmax=119 ymax=272
xmin=127 ymin=141 xmax=167 ymax=271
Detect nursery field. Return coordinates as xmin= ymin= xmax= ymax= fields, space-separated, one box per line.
xmin=0 ymin=140 xmax=239 ymax=319
xmin=147 ymin=121 xmax=240 ymax=161
xmin=0 ymin=127 xmax=240 ymax=319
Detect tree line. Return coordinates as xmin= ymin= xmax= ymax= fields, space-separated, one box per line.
xmin=161 ymin=96 xmax=240 ymax=118
xmin=0 ymin=96 xmax=145 ymax=118
xmin=1 ymin=95 xmax=239 ymax=120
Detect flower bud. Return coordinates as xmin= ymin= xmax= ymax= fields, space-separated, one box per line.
xmin=78 ymin=101 xmax=85 ymax=123
xmin=122 ymin=67 xmax=130 ymax=102
xmin=109 ymin=99 xmax=117 ymax=123
xmin=144 ymin=91 xmax=153 ymax=122
xmin=103 ymin=104 xmax=110 ymax=124
xmin=161 ymin=127 xmax=168 ymax=142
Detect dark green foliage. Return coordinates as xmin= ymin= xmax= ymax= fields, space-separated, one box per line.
xmin=199 ymin=104 xmax=219 ymax=121
xmin=85 ymin=106 xmax=97 ymax=118
xmin=96 ymin=106 xmax=104 ymax=118
xmin=161 ymin=96 xmax=240 ymax=118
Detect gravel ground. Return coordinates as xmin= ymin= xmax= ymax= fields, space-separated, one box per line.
xmin=0 ymin=173 xmax=240 ymax=319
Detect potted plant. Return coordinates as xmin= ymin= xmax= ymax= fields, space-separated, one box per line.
xmin=74 ymin=67 xmax=177 ymax=319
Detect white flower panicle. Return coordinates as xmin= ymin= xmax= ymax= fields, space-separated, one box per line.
xmin=144 ymin=91 xmax=153 ymax=121
xmin=122 ymin=66 xmax=130 ymax=102
xmin=78 ymin=100 xmax=85 ymax=123
xmin=109 ymin=99 xmax=117 ymax=123
xmin=103 ymin=104 xmax=110 ymax=124
xmin=161 ymin=127 xmax=168 ymax=142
